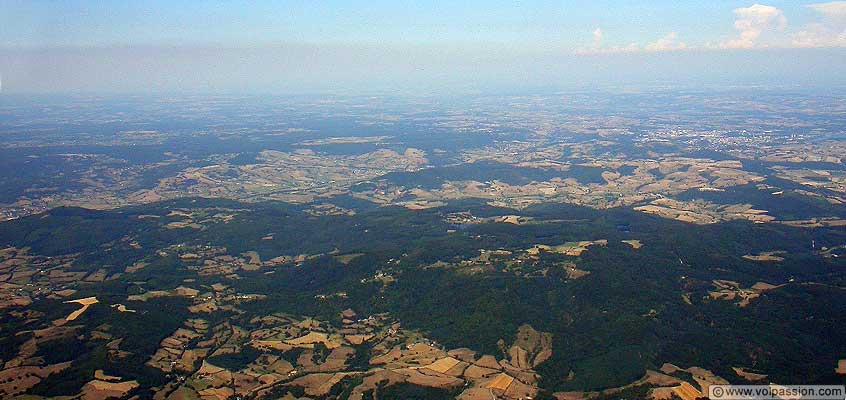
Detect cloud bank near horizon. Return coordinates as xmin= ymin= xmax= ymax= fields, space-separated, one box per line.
xmin=577 ymin=2 xmax=846 ymax=54
xmin=1 ymin=44 xmax=844 ymax=94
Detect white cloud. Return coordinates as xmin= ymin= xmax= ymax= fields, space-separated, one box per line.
xmin=808 ymin=1 xmax=846 ymax=18
xmin=644 ymin=32 xmax=687 ymax=52
xmin=575 ymin=42 xmax=639 ymax=55
xmin=573 ymin=3 xmax=846 ymax=54
xmin=592 ymin=27 xmax=604 ymax=50
xmin=720 ymin=4 xmax=787 ymax=49
xmin=576 ymin=28 xmax=684 ymax=54
xmin=575 ymin=27 xmax=621 ymax=54
xmin=792 ymin=1 xmax=846 ymax=48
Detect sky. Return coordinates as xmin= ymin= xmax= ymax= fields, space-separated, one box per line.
xmin=1 ymin=1 xmax=845 ymax=93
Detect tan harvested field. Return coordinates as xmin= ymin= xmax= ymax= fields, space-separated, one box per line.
xmin=347 ymin=370 xmax=408 ymax=400
xmin=243 ymin=250 xmax=261 ymax=265
xmin=458 ymin=387 xmax=498 ymax=400
xmin=344 ymin=334 xmax=373 ymax=345
xmin=397 ymin=200 xmax=447 ymax=210
xmin=463 ymin=364 xmax=501 ymax=379
xmin=560 ymin=263 xmax=591 ymax=280
xmin=621 ymin=239 xmax=643 ymax=249
xmin=166 ymin=221 xmax=203 ymax=230
xmin=251 ymin=340 xmax=294 ymax=352
xmin=732 ymin=367 xmax=767 ymax=381
xmin=554 ymin=391 xmax=593 ymax=400
xmin=743 ymin=251 xmax=786 ymax=262
xmin=526 ymin=240 xmax=607 ymax=257
xmin=504 ymin=377 xmax=536 ymax=399
xmin=125 ymin=261 xmax=148 ymax=273
xmin=290 ymin=372 xmax=352 ymax=397
xmin=197 ymin=386 xmax=234 ymax=400
xmin=650 ymin=387 xmax=677 ymax=400
xmin=64 ymin=296 xmax=99 ymax=321
xmin=210 ymin=283 xmax=227 ymax=291
xmin=333 ymin=253 xmax=364 ymax=265
xmin=686 ymin=366 xmax=729 ymax=395
xmin=286 ymin=331 xmax=343 ymax=349
xmin=493 ymin=215 xmax=537 ymax=225
xmin=128 ymin=286 xmax=199 ymax=301
xmin=641 ymin=370 xmax=683 ymax=386
xmin=112 ymin=304 xmax=137 ymax=313
xmin=750 ymin=282 xmax=781 ymax=291
xmin=306 ymin=203 xmax=356 ymax=216
xmin=94 ymin=369 xmax=122 ymax=381
xmin=80 ymin=379 xmax=140 ymax=400
xmin=672 ymin=381 xmax=703 ymax=400
xmin=475 ymin=355 xmax=501 ymax=369
xmin=403 ymin=368 xmax=464 ymax=388
xmin=708 ymin=280 xmax=782 ymax=307
xmin=423 ymin=357 xmax=461 ymax=374
xmin=486 ymin=373 xmax=515 ymax=391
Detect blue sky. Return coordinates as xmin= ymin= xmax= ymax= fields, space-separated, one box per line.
xmin=0 ymin=1 xmax=837 ymax=47
xmin=1 ymin=1 xmax=845 ymax=93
